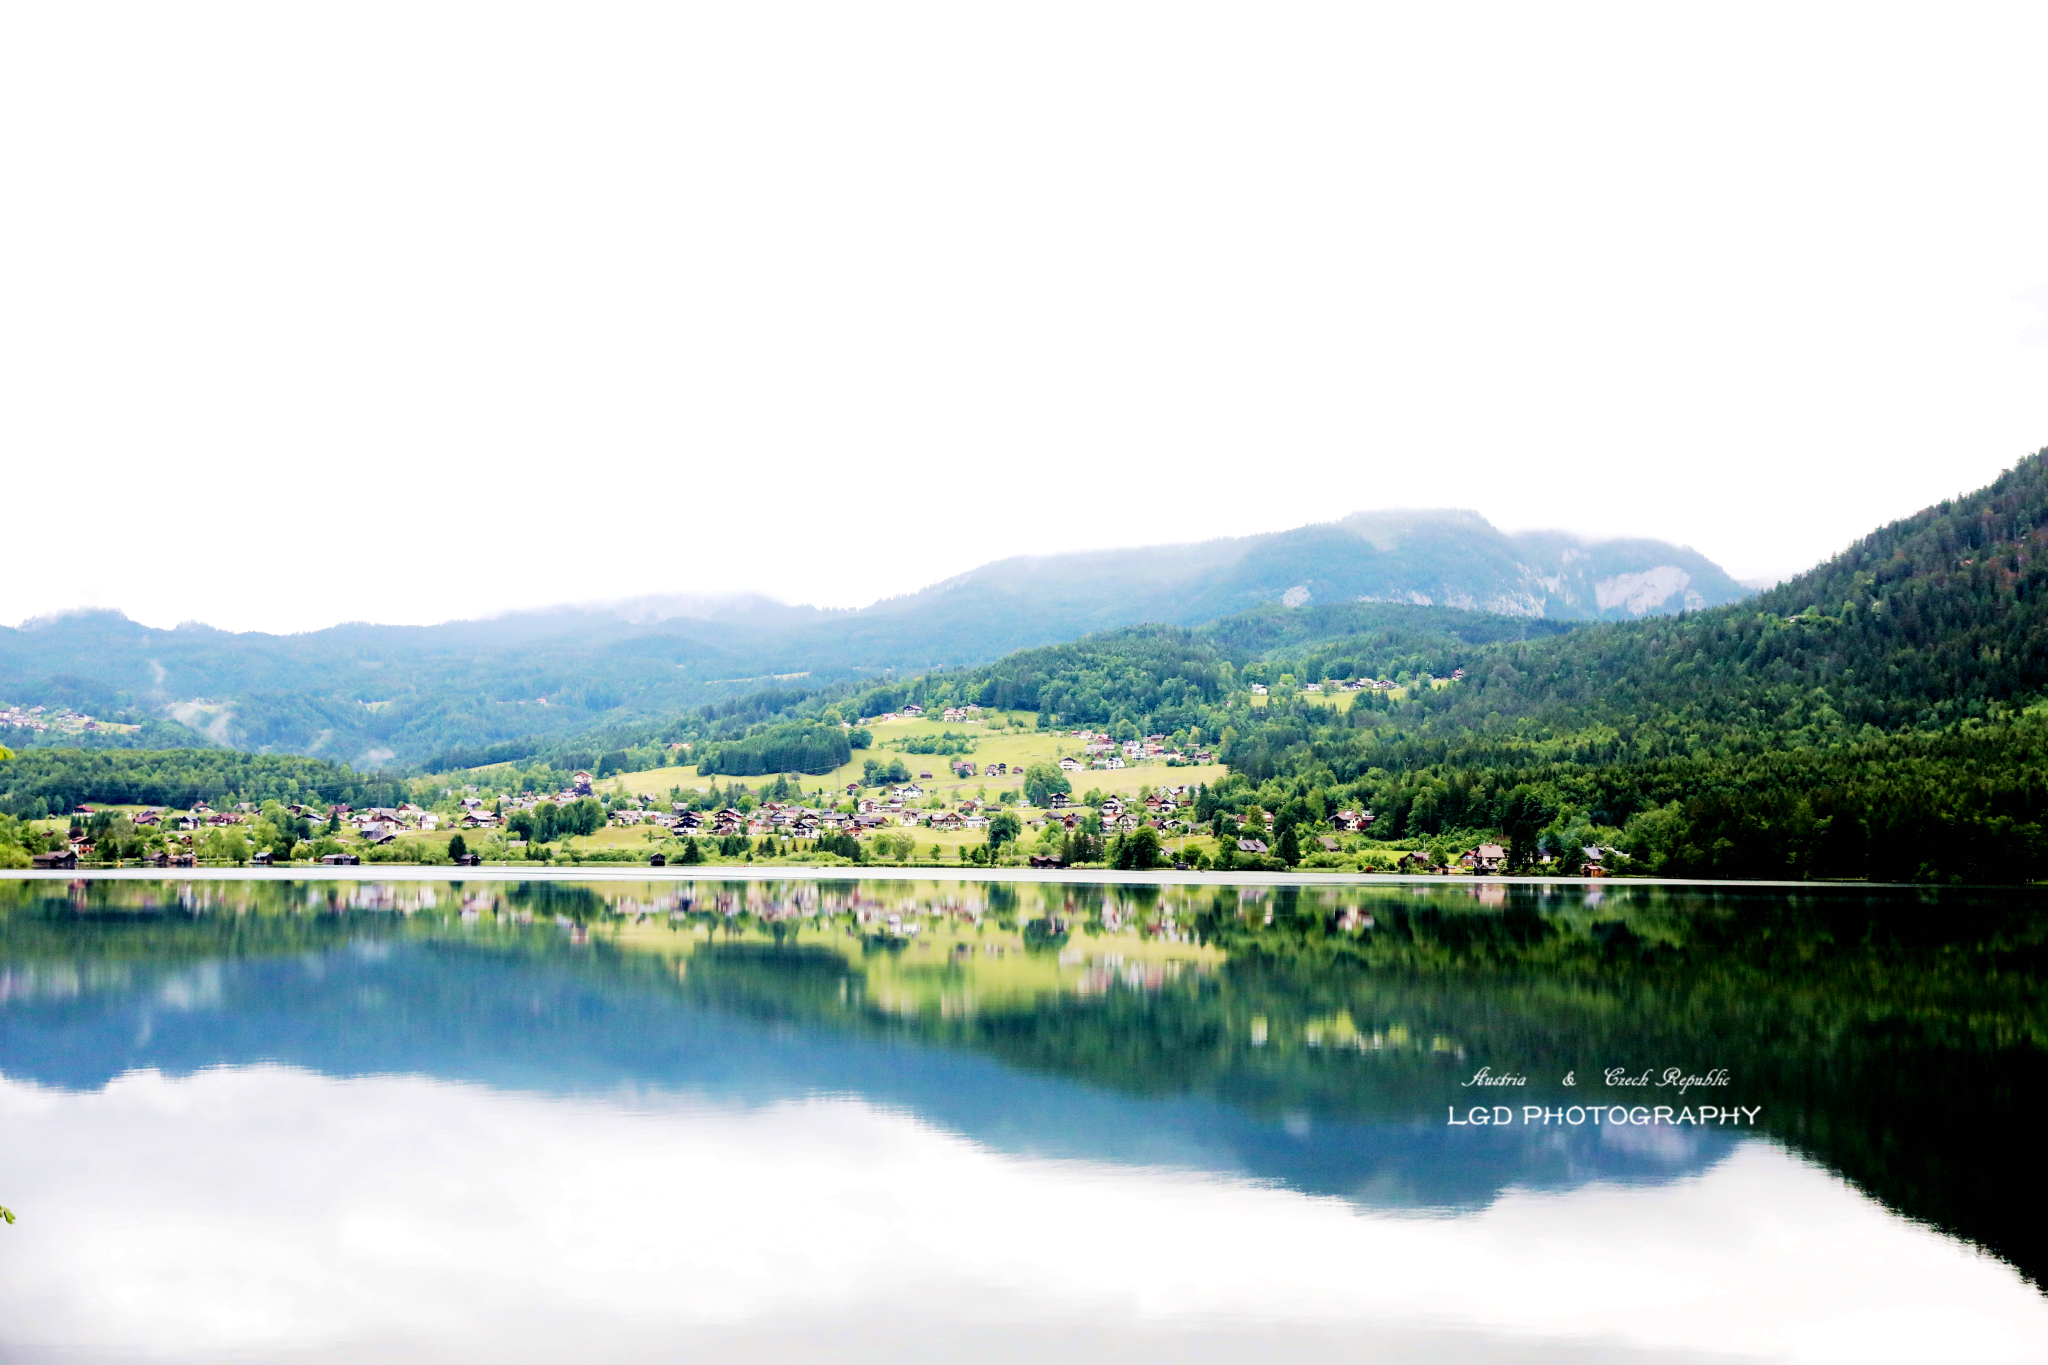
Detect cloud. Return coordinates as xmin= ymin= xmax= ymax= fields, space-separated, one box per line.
xmin=0 ymin=1067 xmax=2041 ymax=1363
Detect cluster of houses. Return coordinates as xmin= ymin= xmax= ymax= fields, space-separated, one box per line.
xmin=1249 ymin=669 xmax=1466 ymax=698
xmin=1 ymin=702 xmax=108 ymax=733
xmin=1057 ymin=731 xmax=1214 ymax=771
xmin=1389 ymin=842 xmax=1624 ymax=875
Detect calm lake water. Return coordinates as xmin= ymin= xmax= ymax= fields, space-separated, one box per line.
xmin=1 ymin=875 xmax=2044 ymax=1364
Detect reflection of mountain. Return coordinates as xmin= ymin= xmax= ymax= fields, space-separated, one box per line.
xmin=0 ymin=939 xmax=1733 ymax=1213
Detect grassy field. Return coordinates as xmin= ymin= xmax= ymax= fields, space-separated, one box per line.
xmin=604 ymin=711 xmax=1228 ymax=807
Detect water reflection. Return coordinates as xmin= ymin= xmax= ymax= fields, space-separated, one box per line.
xmin=1 ymin=876 xmax=2044 ymax=1363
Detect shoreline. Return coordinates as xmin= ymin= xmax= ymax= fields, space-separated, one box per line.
xmin=0 ymin=866 xmax=1915 ymax=889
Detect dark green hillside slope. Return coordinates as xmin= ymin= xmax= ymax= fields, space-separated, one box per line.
xmin=1410 ymin=452 xmax=2048 ymax=738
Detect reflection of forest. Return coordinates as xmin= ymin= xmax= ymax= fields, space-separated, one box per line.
xmin=2 ymin=876 xmax=2043 ymax=1289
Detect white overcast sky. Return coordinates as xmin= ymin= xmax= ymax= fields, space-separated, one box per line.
xmin=4 ymin=3 xmax=2045 ymax=635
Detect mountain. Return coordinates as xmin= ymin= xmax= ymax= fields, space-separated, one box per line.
xmin=846 ymin=509 xmax=1746 ymax=647
xmin=0 ymin=512 xmax=1745 ymax=766
xmin=852 ymin=448 xmax=2048 ymax=880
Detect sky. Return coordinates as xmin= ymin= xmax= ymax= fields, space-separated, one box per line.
xmin=4 ymin=3 xmax=2045 ymax=635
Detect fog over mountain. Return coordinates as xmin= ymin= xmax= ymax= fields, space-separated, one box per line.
xmin=0 ymin=510 xmax=1748 ymax=766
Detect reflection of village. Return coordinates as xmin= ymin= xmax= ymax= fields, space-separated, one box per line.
xmin=5 ymin=876 xmax=1635 ymax=1058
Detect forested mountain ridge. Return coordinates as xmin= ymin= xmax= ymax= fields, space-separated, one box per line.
xmin=0 ymin=511 xmax=1742 ymax=766
xmin=845 ymin=450 xmax=2048 ymax=881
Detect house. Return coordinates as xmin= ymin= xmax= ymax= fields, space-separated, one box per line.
xmin=1029 ymin=854 xmax=1064 ymax=869
xmin=1397 ymin=850 xmax=1435 ymax=873
xmin=320 ymin=852 xmax=361 ymax=865
xmin=1237 ymin=838 xmax=1268 ymax=854
xmin=31 ymin=850 xmax=77 ymax=870
xmin=1332 ymin=809 xmax=1374 ymax=832
xmin=1463 ymin=843 xmax=1506 ymax=874
xmin=252 ymin=850 xmax=274 ymax=866
xmin=363 ymin=829 xmax=398 ymax=846
xmin=1058 ymin=757 xmax=1081 ymax=771
xmin=1317 ymin=836 xmax=1340 ymax=852
xmin=571 ymin=771 xmax=595 ymax=796
xmin=1250 ymin=684 xmax=1269 ymax=695
xmin=902 ymin=704 xmax=924 ymax=717
xmin=453 ymin=852 xmax=482 ymax=866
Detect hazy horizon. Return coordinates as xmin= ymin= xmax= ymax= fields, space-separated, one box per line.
xmin=9 ymin=504 xmax=1795 ymax=637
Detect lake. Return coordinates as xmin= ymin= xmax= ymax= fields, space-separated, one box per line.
xmin=1 ymin=874 xmax=2043 ymax=1364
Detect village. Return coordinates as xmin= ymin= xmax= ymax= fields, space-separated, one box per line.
xmin=7 ymin=679 xmax=1627 ymax=875
xmin=0 ymin=701 xmax=132 ymax=736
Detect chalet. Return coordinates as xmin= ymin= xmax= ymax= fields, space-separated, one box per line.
xmin=320 ymin=852 xmax=361 ymax=865
xmin=1105 ymin=756 xmax=1125 ymax=769
xmin=1397 ymin=850 xmax=1435 ymax=873
xmin=460 ymin=810 xmax=499 ymax=828
xmin=1317 ymin=836 xmax=1340 ymax=852
xmin=1462 ymin=843 xmax=1506 ymax=874
xmin=453 ymin=852 xmax=482 ymax=866
xmin=252 ymin=850 xmax=274 ymax=866
xmin=1029 ymin=855 xmax=1064 ymax=869
xmin=169 ymin=853 xmax=197 ymax=868
xmin=571 ymin=771 xmax=595 ymax=795
xmin=1332 ymin=809 xmax=1374 ymax=832
xmin=1237 ymin=838 xmax=1268 ymax=854
xmin=902 ymin=704 xmax=924 ymax=717
xmin=1249 ymin=684 xmax=1269 ymax=696
xmin=1058 ymin=757 xmax=1081 ymax=771
xmin=362 ymin=829 xmax=398 ymax=846
xmin=31 ymin=850 xmax=77 ymax=870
